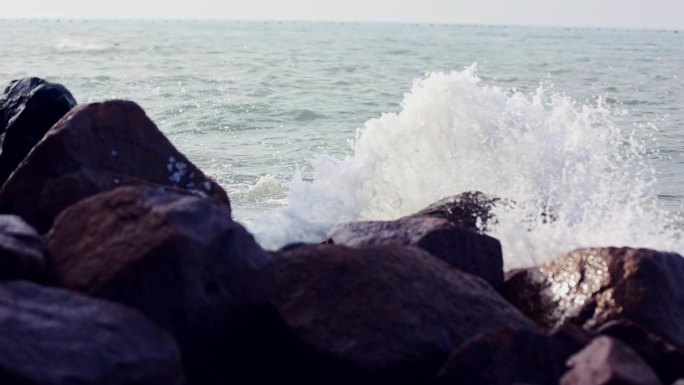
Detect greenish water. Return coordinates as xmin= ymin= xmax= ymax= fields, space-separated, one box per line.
xmin=1 ymin=20 xmax=683 ymax=265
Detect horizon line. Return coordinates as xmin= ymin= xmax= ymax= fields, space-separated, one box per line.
xmin=0 ymin=17 xmax=682 ymax=32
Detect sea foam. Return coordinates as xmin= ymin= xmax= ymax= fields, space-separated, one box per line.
xmin=55 ymin=38 xmax=111 ymax=52
xmin=249 ymin=65 xmax=682 ymax=268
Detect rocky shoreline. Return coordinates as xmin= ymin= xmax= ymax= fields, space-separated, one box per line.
xmin=0 ymin=77 xmax=682 ymax=385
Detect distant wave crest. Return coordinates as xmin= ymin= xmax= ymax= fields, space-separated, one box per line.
xmin=55 ymin=38 xmax=111 ymax=52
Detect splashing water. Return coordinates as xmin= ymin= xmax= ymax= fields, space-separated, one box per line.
xmin=250 ymin=65 xmax=682 ymax=267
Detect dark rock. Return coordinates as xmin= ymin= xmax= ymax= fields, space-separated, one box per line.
xmin=598 ymin=319 xmax=684 ymax=385
xmin=273 ymin=244 xmax=535 ymax=385
xmin=0 ymin=280 xmax=183 ymax=385
xmin=0 ymin=77 xmax=76 ymax=185
xmin=0 ymin=100 xmax=229 ymax=232
xmin=560 ymin=336 xmax=661 ymax=385
xmin=327 ymin=216 xmax=503 ymax=288
xmin=405 ymin=191 xmax=499 ymax=232
xmin=0 ymin=215 xmax=44 ymax=281
xmin=44 ymin=186 xmax=273 ymax=372
xmin=502 ymin=247 xmax=684 ymax=347
xmin=436 ymin=325 xmax=591 ymax=385
xmin=278 ymin=242 xmax=316 ymax=251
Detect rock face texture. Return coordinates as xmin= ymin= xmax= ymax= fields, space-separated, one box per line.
xmin=0 ymin=77 xmax=76 ymax=185
xmin=597 ymin=319 xmax=684 ymax=385
xmin=560 ymin=336 xmax=662 ymax=385
xmin=0 ymin=215 xmax=44 ymax=281
xmin=44 ymin=186 xmax=273 ymax=354
xmin=404 ymin=191 xmax=500 ymax=232
xmin=327 ymin=217 xmax=503 ymax=288
xmin=0 ymin=100 xmax=229 ymax=232
xmin=0 ymin=280 xmax=184 ymax=385
xmin=272 ymin=244 xmax=535 ymax=385
xmin=435 ymin=325 xmax=591 ymax=385
xmin=502 ymin=247 xmax=684 ymax=347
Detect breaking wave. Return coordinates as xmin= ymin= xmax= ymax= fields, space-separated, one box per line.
xmin=249 ymin=65 xmax=682 ymax=268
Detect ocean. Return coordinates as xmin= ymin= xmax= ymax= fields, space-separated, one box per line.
xmin=1 ymin=20 xmax=683 ymax=267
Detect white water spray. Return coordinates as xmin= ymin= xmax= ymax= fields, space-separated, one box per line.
xmin=249 ymin=65 xmax=682 ymax=268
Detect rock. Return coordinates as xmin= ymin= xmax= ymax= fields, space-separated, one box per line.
xmin=502 ymin=247 xmax=684 ymax=347
xmin=560 ymin=336 xmax=661 ymax=385
xmin=44 ymin=186 xmax=273 ymax=365
xmin=0 ymin=215 xmax=44 ymax=281
xmin=0 ymin=77 xmax=76 ymax=185
xmin=436 ymin=325 xmax=591 ymax=385
xmin=0 ymin=280 xmax=184 ymax=385
xmin=273 ymin=244 xmax=535 ymax=385
xmin=327 ymin=217 xmax=503 ymax=288
xmin=0 ymin=100 xmax=229 ymax=232
xmin=598 ymin=319 xmax=684 ymax=385
xmin=405 ymin=191 xmax=499 ymax=232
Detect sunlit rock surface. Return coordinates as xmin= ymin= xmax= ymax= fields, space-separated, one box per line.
xmin=503 ymin=247 xmax=684 ymax=348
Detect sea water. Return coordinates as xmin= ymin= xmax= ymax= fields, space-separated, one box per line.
xmin=1 ymin=20 xmax=683 ymax=267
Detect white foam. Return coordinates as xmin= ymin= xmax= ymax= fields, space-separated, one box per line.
xmin=249 ymin=65 xmax=682 ymax=267
xmin=55 ymin=38 xmax=110 ymax=52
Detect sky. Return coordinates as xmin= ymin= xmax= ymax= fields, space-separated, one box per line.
xmin=3 ymin=0 xmax=683 ymax=30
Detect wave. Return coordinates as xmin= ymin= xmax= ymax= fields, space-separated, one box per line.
xmin=248 ymin=65 xmax=682 ymax=268
xmin=55 ymin=38 xmax=112 ymax=52
xmin=293 ymin=109 xmax=326 ymax=122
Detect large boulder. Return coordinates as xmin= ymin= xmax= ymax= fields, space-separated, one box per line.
xmin=435 ymin=325 xmax=591 ymax=385
xmin=560 ymin=336 xmax=661 ymax=385
xmin=0 ymin=280 xmax=183 ymax=385
xmin=0 ymin=215 xmax=44 ymax=281
xmin=327 ymin=217 xmax=503 ymax=288
xmin=272 ymin=244 xmax=535 ymax=385
xmin=0 ymin=100 xmax=229 ymax=232
xmin=502 ymin=247 xmax=684 ymax=347
xmin=597 ymin=319 xmax=684 ymax=385
xmin=404 ymin=191 xmax=499 ymax=232
xmin=0 ymin=77 xmax=76 ymax=185
xmin=44 ymin=186 xmax=273 ymax=364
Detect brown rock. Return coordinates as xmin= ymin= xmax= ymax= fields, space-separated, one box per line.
xmin=0 ymin=100 xmax=229 ymax=232
xmin=0 ymin=280 xmax=184 ymax=385
xmin=273 ymin=244 xmax=535 ymax=385
xmin=44 ymin=186 xmax=273 ymax=361
xmin=598 ymin=319 xmax=684 ymax=385
xmin=405 ymin=191 xmax=499 ymax=232
xmin=327 ymin=217 xmax=503 ymax=288
xmin=436 ymin=325 xmax=591 ymax=385
xmin=0 ymin=215 xmax=44 ymax=281
xmin=560 ymin=336 xmax=661 ymax=385
xmin=502 ymin=247 xmax=684 ymax=347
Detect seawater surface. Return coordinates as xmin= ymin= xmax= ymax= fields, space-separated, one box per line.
xmin=1 ymin=20 xmax=683 ymax=267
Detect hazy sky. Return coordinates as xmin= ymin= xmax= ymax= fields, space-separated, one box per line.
xmin=4 ymin=0 xmax=683 ymax=29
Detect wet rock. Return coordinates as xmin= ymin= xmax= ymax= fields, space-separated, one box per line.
xmin=327 ymin=217 xmax=503 ymax=287
xmin=0 ymin=77 xmax=76 ymax=185
xmin=502 ymin=247 xmax=684 ymax=347
xmin=0 ymin=100 xmax=229 ymax=232
xmin=0 ymin=280 xmax=184 ymax=385
xmin=0 ymin=215 xmax=44 ymax=281
xmin=560 ymin=336 xmax=661 ymax=385
xmin=436 ymin=325 xmax=591 ymax=385
xmin=273 ymin=244 xmax=535 ymax=385
xmin=44 ymin=186 xmax=273 ymax=363
xmin=598 ymin=319 xmax=684 ymax=385
xmin=405 ymin=191 xmax=499 ymax=232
